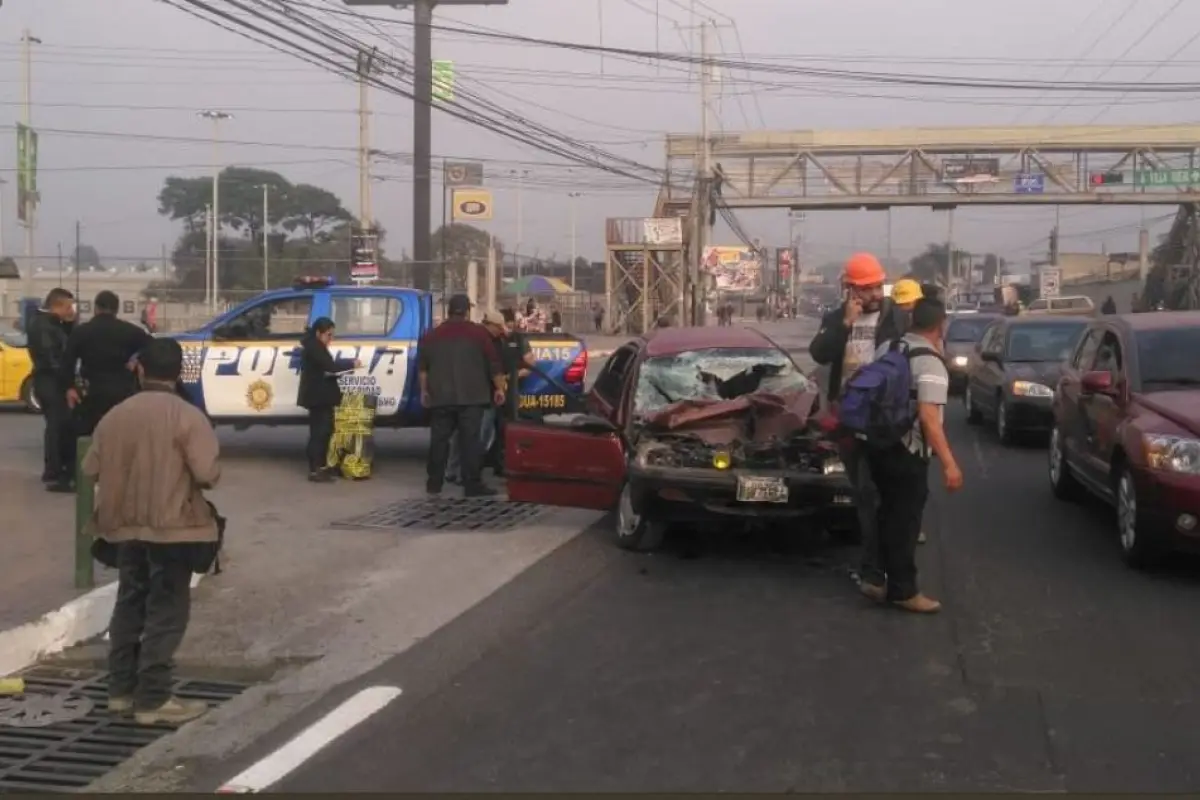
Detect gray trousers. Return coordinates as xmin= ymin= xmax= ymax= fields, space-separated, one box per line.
xmin=446 ymin=406 xmax=496 ymax=483
xmin=108 ymin=541 xmax=193 ymax=710
xmin=840 ymin=441 xmax=884 ymax=587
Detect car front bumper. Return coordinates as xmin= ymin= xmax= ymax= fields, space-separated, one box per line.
xmin=628 ymin=463 xmax=856 ymax=525
xmin=1132 ymin=467 xmax=1200 ymax=552
xmin=1004 ymin=394 xmax=1055 ymax=432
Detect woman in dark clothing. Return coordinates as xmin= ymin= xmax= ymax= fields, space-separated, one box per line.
xmin=297 ymin=317 xmax=359 ymax=483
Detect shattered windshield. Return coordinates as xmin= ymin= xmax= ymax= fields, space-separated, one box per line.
xmin=633 ymin=347 xmax=813 ymax=416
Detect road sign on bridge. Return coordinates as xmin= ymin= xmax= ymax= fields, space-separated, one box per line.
xmin=1133 ymin=169 xmax=1200 ymax=188
xmin=1015 ymin=173 xmax=1044 ymax=193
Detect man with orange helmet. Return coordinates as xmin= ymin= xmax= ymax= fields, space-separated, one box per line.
xmin=810 ymin=253 xmax=911 ymax=587
xmin=810 ymin=253 xmax=908 ymax=400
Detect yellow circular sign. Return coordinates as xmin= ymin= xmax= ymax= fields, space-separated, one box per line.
xmin=246 ymin=379 xmax=273 ymax=412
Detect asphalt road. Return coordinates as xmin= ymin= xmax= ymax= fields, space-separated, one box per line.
xmin=203 ymin=396 xmax=1200 ymax=794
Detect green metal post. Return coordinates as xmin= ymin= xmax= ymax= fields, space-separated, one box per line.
xmin=74 ymin=436 xmax=95 ymax=589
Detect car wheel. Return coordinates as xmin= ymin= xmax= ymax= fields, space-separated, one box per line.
xmin=995 ymin=395 xmax=1014 ymax=445
xmin=1047 ymin=425 xmax=1082 ymax=501
xmin=613 ymin=482 xmax=667 ymax=552
xmin=19 ymin=377 xmax=40 ymax=414
xmin=1117 ymin=467 xmax=1162 ymax=569
xmin=964 ymin=386 xmax=982 ymax=424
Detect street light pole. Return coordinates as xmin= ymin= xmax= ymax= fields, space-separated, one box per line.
xmin=510 ymin=168 xmax=529 ymax=278
xmin=262 ymin=184 xmax=270 ymax=290
xmin=198 ymin=110 xmax=232 ymax=312
xmin=568 ymin=191 xmax=582 ymax=290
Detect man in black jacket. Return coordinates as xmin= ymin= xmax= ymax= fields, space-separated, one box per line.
xmin=28 ymin=288 xmax=77 ymax=491
xmin=808 ymin=254 xmax=910 ymax=587
xmin=61 ymin=291 xmax=154 ymax=436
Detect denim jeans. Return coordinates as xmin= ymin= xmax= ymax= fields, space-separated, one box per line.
xmin=445 ymin=406 xmax=496 ymax=483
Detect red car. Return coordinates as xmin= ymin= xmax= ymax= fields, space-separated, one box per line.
xmin=1049 ymin=312 xmax=1200 ymax=567
xmin=503 ymin=326 xmax=856 ymax=552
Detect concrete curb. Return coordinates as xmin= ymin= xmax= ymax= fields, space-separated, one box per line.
xmin=0 ymin=573 xmax=205 ymax=678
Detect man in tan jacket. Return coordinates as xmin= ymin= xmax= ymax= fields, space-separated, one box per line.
xmin=83 ymin=338 xmax=221 ymax=726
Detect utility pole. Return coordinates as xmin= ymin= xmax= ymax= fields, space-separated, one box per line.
xmin=56 ymin=241 xmax=62 ymax=283
xmin=20 ymin=30 xmax=41 ymax=302
xmin=357 ymin=48 xmax=375 ymax=230
xmin=199 ymin=110 xmax=231 ymax=312
xmin=946 ymin=207 xmax=955 ymax=290
xmin=693 ymin=17 xmax=713 ymax=326
xmin=886 ymin=208 xmax=893 ymax=262
xmin=73 ymin=220 xmax=81 ymax=305
xmin=262 ymin=184 xmax=270 ymax=290
xmin=510 ymin=168 xmax=529 ymax=278
xmin=204 ymin=203 xmax=212 ymax=305
xmin=568 ymin=191 xmax=581 ymax=289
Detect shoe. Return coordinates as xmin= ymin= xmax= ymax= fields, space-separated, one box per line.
xmin=918 ymin=531 xmax=927 ymax=544
xmin=308 ymin=471 xmax=334 ymax=483
xmin=426 ymin=480 xmax=443 ymax=496
xmin=134 ymin=696 xmax=209 ymax=726
xmin=464 ymin=484 xmax=498 ymax=498
xmin=107 ymin=696 xmax=134 ymax=715
xmin=892 ymin=594 xmax=942 ymax=614
xmin=46 ymin=482 xmax=74 ymax=494
xmin=859 ymin=582 xmax=886 ymax=603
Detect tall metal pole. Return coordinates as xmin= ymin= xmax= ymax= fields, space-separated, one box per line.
xmin=946 ymin=207 xmax=955 ymax=290
xmin=514 ymin=170 xmax=526 ymax=278
xmin=412 ymin=0 xmax=434 ymax=290
xmin=74 ymin=221 xmax=81 ymax=305
xmin=262 ymin=184 xmax=270 ymax=290
xmin=199 ymin=110 xmax=231 ymax=311
xmin=569 ymin=191 xmax=581 ymax=289
xmin=204 ymin=203 xmax=212 ymax=305
xmin=20 ymin=31 xmax=37 ymax=263
xmin=57 ymin=241 xmax=62 ymax=284
xmin=693 ymin=18 xmax=712 ymax=326
xmin=357 ymin=49 xmax=374 ymax=229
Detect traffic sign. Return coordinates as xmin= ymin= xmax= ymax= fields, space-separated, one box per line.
xmin=1040 ymin=267 xmax=1061 ymax=299
xmin=1133 ymin=168 xmax=1200 ymax=187
xmin=1014 ymin=173 xmax=1044 ymax=193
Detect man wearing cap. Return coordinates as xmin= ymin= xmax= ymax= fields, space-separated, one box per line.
xmin=445 ymin=308 xmax=520 ymax=484
xmin=418 ymin=295 xmax=506 ymax=497
xmin=810 ymin=253 xmax=912 ymax=587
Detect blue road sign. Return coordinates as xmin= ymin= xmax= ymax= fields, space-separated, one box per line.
xmin=1015 ymin=173 xmax=1045 ymax=194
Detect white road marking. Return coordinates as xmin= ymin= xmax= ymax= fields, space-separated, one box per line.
xmin=217 ymin=685 xmax=402 ymax=793
xmin=971 ymin=433 xmax=989 ymax=480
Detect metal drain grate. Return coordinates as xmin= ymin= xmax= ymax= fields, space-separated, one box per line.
xmin=0 ymin=667 xmax=248 ymax=793
xmin=330 ymin=497 xmax=546 ymax=532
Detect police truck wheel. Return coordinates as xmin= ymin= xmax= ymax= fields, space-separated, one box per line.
xmin=19 ymin=378 xmax=39 ymax=414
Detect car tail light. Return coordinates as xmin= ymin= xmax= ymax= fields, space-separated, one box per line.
xmin=564 ymin=349 xmax=588 ymax=386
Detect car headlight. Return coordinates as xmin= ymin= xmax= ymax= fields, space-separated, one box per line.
xmin=952 ymin=355 xmax=968 ymax=367
xmin=1143 ymin=434 xmax=1200 ymax=475
xmin=823 ymin=458 xmax=845 ymax=475
xmin=635 ymin=442 xmax=677 ymax=467
xmin=1011 ymin=380 xmax=1054 ymax=398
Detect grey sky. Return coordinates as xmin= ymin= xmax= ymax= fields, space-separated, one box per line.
xmin=3 ymin=0 xmax=1199 ymax=272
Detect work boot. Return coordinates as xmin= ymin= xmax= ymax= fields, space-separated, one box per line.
xmin=426 ymin=480 xmax=443 ymax=496
xmin=134 ymin=697 xmax=209 ymax=726
xmin=308 ymin=470 xmax=333 ymax=483
xmin=46 ymin=481 xmax=74 ymax=494
xmin=107 ymin=696 xmax=134 ymax=715
xmin=464 ymin=484 xmax=497 ymax=498
xmin=892 ymin=594 xmax=941 ymax=614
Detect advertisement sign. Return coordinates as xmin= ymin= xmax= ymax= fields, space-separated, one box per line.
xmin=702 ymin=245 xmax=762 ymax=291
xmin=451 ymin=188 xmax=493 ymax=221
xmin=775 ymin=247 xmax=794 ymax=284
xmin=443 ymin=160 xmax=484 ymax=187
xmin=643 ymin=217 xmax=682 ymax=246
xmin=349 ymin=227 xmax=379 ymax=282
xmin=1039 ymin=267 xmax=1061 ymax=299
xmin=942 ymin=157 xmax=1000 ymax=184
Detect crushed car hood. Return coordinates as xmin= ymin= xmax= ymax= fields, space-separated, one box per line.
xmin=641 ymin=389 xmax=820 ymax=446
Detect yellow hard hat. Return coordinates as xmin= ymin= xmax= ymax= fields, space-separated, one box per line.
xmin=891 ymin=279 xmax=924 ymax=306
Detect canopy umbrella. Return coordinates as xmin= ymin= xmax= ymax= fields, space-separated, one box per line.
xmin=502 ymin=274 xmax=574 ymax=295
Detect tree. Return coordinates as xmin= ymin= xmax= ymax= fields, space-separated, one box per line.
xmin=157 ymin=176 xmax=213 ymax=233
xmin=430 ymin=223 xmax=503 ymax=289
xmin=218 ymin=167 xmax=291 ymax=246
xmin=281 ymin=184 xmax=352 ymax=242
xmin=73 ymin=244 xmax=101 ymax=269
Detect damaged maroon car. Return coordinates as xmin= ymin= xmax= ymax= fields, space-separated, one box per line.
xmin=504 ymin=327 xmax=856 ymax=551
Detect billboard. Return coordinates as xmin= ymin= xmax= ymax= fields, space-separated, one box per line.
xmin=941 ymin=157 xmax=999 ymax=184
xmin=451 ymin=188 xmax=493 ymax=221
xmin=703 ymin=246 xmax=762 ymax=291
xmin=775 ymin=247 xmax=795 ymax=285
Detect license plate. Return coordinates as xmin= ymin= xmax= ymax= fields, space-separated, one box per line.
xmin=518 ymin=393 xmax=567 ymax=411
xmin=736 ymin=476 xmax=789 ymax=503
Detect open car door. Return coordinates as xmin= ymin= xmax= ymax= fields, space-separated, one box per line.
xmin=505 ymin=414 xmax=625 ymax=510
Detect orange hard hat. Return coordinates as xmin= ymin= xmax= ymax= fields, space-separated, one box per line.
xmin=844 ymin=252 xmax=887 ymax=287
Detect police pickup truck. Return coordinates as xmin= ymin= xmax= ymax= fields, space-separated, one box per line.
xmin=171 ymin=277 xmax=587 ymax=428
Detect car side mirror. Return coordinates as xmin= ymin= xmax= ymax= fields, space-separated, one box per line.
xmin=1081 ymin=370 xmax=1115 ymax=395
xmin=981 ymin=351 xmax=1000 ymax=364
